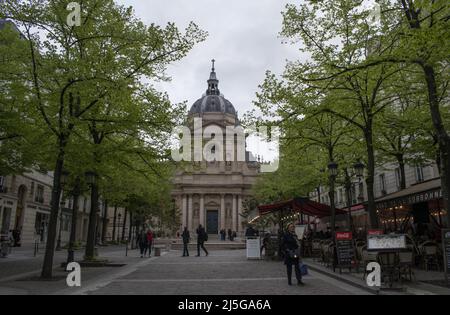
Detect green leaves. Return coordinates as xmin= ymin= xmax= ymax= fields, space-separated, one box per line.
xmin=0 ymin=0 xmax=205 ymax=222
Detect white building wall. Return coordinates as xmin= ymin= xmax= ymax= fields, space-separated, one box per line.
xmin=310 ymin=160 xmax=440 ymax=208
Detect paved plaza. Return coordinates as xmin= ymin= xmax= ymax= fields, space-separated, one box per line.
xmin=1 ymin=245 xmax=449 ymax=295
xmin=0 ymin=246 xmax=369 ymax=295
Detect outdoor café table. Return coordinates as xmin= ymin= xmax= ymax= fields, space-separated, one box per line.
xmin=375 ymin=249 xmax=412 ymax=287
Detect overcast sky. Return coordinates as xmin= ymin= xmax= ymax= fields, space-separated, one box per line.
xmin=117 ymin=0 xmax=302 ymax=115
xmin=116 ymin=0 xmax=306 ymax=162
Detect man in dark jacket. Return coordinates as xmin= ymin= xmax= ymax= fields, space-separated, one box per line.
xmin=196 ymin=224 xmax=208 ymax=257
xmin=245 ymin=225 xmax=256 ymax=237
xmin=282 ymin=223 xmax=304 ymax=286
xmin=137 ymin=230 xmax=148 ymax=258
xmin=181 ymin=227 xmax=190 ymax=257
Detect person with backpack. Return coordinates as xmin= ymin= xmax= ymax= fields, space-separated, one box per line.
xmin=196 ymin=224 xmax=208 ymax=256
xmin=181 ymin=227 xmax=190 ymax=257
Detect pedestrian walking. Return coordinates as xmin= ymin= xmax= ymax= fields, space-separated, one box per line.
xmin=137 ymin=230 xmax=148 ymax=258
xmin=196 ymin=224 xmax=208 ymax=256
xmin=227 ymin=228 xmax=232 ymax=241
xmin=260 ymin=233 xmax=270 ymax=255
xmin=181 ymin=227 xmax=190 ymax=257
xmin=146 ymin=229 xmax=153 ymax=257
xmin=282 ymin=223 xmax=304 ymax=286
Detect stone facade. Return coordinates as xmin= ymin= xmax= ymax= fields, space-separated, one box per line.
xmin=0 ymin=172 xmax=129 ymax=246
xmin=172 ymin=63 xmax=260 ymax=236
xmin=310 ymin=162 xmax=440 ymax=209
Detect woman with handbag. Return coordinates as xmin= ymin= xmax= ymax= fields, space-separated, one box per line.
xmin=282 ymin=223 xmax=304 ymax=286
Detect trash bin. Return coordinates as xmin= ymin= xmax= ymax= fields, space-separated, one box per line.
xmin=154 ymin=246 xmax=162 ymax=257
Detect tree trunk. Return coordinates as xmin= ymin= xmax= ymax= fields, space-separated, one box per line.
xmin=121 ymin=208 xmax=128 ymax=241
xmin=101 ymin=199 xmax=108 ymax=243
xmin=128 ymin=211 xmax=133 ymax=244
xmin=365 ymin=128 xmax=379 ymax=229
xmin=317 ymin=186 xmax=321 ymax=203
xmin=41 ymin=149 xmax=65 ymax=279
xmin=422 ymin=64 xmax=450 ymax=227
xmin=67 ymin=178 xmax=80 ymax=264
xmin=112 ymin=205 xmax=118 ymax=242
xmin=396 ymin=155 xmax=406 ymax=190
xmin=85 ymin=176 xmax=99 ymax=260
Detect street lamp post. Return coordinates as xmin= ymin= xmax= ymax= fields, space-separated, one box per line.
xmin=117 ymin=213 xmax=122 ymax=243
xmin=328 ymin=161 xmax=338 ymax=241
xmin=344 ymin=162 xmax=365 ymax=232
xmin=56 ymin=202 xmax=64 ymax=251
xmin=84 ymin=171 xmax=98 ymax=260
xmin=56 ymin=171 xmax=68 ymax=251
xmin=67 ymin=177 xmax=81 ymax=264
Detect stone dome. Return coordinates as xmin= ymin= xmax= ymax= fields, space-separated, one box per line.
xmin=189 ymin=60 xmax=236 ymax=116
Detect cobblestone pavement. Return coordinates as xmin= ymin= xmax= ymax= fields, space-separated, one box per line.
xmin=78 ymin=250 xmax=372 ymax=295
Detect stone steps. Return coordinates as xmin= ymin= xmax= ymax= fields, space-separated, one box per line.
xmin=170 ymin=241 xmax=246 ymax=251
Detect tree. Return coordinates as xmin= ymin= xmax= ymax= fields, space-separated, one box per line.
xmin=277 ymin=0 xmax=450 ymax=226
xmin=1 ymin=0 xmax=206 ymax=278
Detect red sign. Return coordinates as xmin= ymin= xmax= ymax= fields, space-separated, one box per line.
xmin=336 ymin=232 xmax=353 ymax=240
xmin=368 ymin=229 xmax=384 ymax=236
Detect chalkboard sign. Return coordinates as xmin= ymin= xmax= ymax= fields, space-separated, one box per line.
xmin=443 ymin=229 xmax=450 ymax=286
xmin=335 ymin=232 xmax=355 ymax=268
xmin=367 ymin=234 xmax=406 ymax=251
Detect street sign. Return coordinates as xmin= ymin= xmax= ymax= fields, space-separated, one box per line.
xmin=442 ymin=229 xmax=450 ymax=287
xmin=367 ymin=234 xmax=406 ymax=251
xmin=335 ymin=232 xmax=355 ymax=271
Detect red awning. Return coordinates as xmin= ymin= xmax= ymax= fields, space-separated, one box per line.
xmin=349 ymin=203 xmax=366 ymax=212
xmin=258 ymin=197 xmax=346 ymax=218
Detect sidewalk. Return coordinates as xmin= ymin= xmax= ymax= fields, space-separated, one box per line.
xmin=0 ymin=244 xmax=143 ymax=294
xmin=303 ymin=258 xmax=450 ymax=295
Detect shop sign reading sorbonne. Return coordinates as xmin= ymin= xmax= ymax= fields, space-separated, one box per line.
xmin=376 ymin=189 xmax=442 ymax=210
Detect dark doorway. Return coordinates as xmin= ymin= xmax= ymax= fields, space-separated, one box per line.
xmin=412 ymin=202 xmax=430 ymax=224
xmin=206 ymin=210 xmax=218 ymax=234
xmin=412 ymin=202 xmax=430 ymax=236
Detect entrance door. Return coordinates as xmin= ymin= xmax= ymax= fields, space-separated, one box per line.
xmin=206 ymin=210 xmax=218 ymax=234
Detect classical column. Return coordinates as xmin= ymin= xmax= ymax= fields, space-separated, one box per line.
xmin=220 ymin=194 xmax=225 ymax=230
xmin=238 ymin=195 xmax=243 ymax=233
xmin=182 ymin=194 xmax=187 ymax=229
xmin=199 ymin=194 xmax=205 ymax=227
xmin=232 ymin=194 xmax=237 ymax=232
xmin=188 ymin=194 xmax=193 ymax=232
